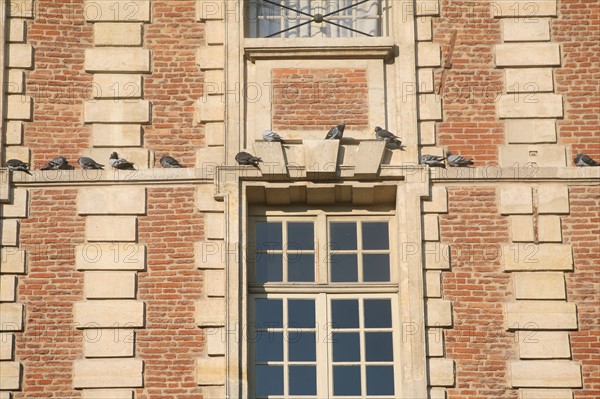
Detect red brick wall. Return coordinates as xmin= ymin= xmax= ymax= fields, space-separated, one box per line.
xmin=271 ymin=68 xmax=369 ymax=131
xmin=14 ymin=189 xmax=85 ymax=399
xmin=135 ymin=187 xmax=205 ymax=399
xmin=440 ymin=187 xmax=517 ymax=399
xmin=563 ymin=186 xmax=600 ymax=399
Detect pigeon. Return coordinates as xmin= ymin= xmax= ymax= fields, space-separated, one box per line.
xmin=574 ymin=153 xmax=599 ymax=167
xmin=41 ymin=156 xmax=69 ymax=170
xmin=325 ymin=123 xmax=345 ymax=140
xmin=6 ymin=159 xmax=32 ymax=175
xmin=235 ymin=151 xmax=262 ymax=167
xmin=446 ymin=150 xmax=474 ymax=167
xmin=420 ymin=154 xmax=446 ymax=168
xmin=375 ymin=126 xmax=402 ymax=147
xmin=160 ymin=156 xmax=184 ymax=168
xmin=109 ymin=152 xmax=136 ymax=170
xmin=262 ymin=130 xmax=285 ymax=143
xmin=78 ymin=157 xmax=104 ymax=170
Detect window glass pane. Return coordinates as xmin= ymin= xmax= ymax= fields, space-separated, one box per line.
xmin=331 ymin=300 xmax=359 ymax=328
xmin=366 ymin=365 xmax=395 ymax=396
xmin=333 ymin=366 xmax=361 ymax=396
xmin=288 ymin=253 xmax=315 ymax=282
xmin=362 ymin=222 xmax=389 ymax=250
xmin=256 ymin=222 xmax=282 ymax=251
xmin=365 ymin=332 xmax=393 ymax=361
xmin=330 ymin=222 xmax=357 ymax=250
xmin=288 ymin=331 xmax=316 ymax=362
xmin=363 ymin=253 xmax=390 ymax=282
xmin=288 ymin=222 xmax=314 ymax=250
xmin=331 ymin=254 xmax=358 ymax=282
xmin=255 ymin=331 xmax=283 ymax=362
xmin=255 ymin=365 xmax=284 ymax=397
xmin=288 ymin=300 xmax=315 ymax=328
xmin=255 ymin=299 xmax=283 ymax=328
xmin=332 ymin=332 xmax=360 ymax=362
xmin=364 ymin=299 xmax=391 ymax=328
xmin=289 ymin=365 xmax=317 ymax=395
xmin=255 ymin=253 xmax=283 ymax=283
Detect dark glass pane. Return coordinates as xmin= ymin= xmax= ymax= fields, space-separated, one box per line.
xmin=255 ymin=365 xmax=284 ymax=397
xmin=364 ymin=299 xmax=392 ymax=328
xmin=331 ymin=254 xmax=358 ymax=282
xmin=288 ymin=253 xmax=315 ymax=282
xmin=366 ymin=366 xmax=394 ymax=396
xmin=256 ymin=222 xmax=282 ymax=251
xmin=365 ymin=332 xmax=393 ymax=361
xmin=255 ymin=299 xmax=282 ymax=328
xmin=362 ymin=222 xmax=389 ymax=250
xmin=255 ymin=331 xmax=283 ymax=362
xmin=288 ymin=332 xmax=316 ymax=362
xmin=289 ymin=365 xmax=317 ymax=395
xmin=330 ymin=222 xmax=357 ymax=250
xmin=255 ymin=253 xmax=283 ymax=283
xmin=332 ymin=332 xmax=360 ymax=362
xmin=288 ymin=300 xmax=315 ymax=328
xmin=331 ymin=300 xmax=359 ymax=329
xmin=333 ymin=366 xmax=361 ymax=396
xmin=288 ymin=222 xmax=314 ymax=250
xmin=363 ymin=254 xmax=390 ymax=282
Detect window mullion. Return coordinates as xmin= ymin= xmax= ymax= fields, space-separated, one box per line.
xmin=317 ymin=213 xmax=328 ymax=284
xmin=316 ymin=293 xmax=329 ymax=397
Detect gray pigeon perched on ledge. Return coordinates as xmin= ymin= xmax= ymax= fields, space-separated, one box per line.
xmin=41 ymin=156 xmax=69 ymax=170
xmin=375 ymin=126 xmax=402 ymax=147
xmin=262 ymin=130 xmax=285 ymax=143
xmin=325 ymin=123 xmax=345 ymax=140
xmin=574 ymin=153 xmax=599 ymax=167
xmin=235 ymin=151 xmax=262 ymax=167
xmin=420 ymin=154 xmax=446 ymax=168
xmin=6 ymin=159 xmax=31 ymax=175
xmin=446 ymin=150 xmax=474 ymax=167
xmin=78 ymin=157 xmax=104 ymax=170
xmin=109 ymin=152 xmax=136 ymax=170
xmin=160 ymin=156 xmax=183 ymax=168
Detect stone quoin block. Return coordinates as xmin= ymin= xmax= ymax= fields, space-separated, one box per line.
xmin=428 ymin=358 xmax=455 ymax=387
xmin=1 ymin=188 xmax=29 ymax=218
xmin=8 ymin=19 xmax=26 ymax=42
xmin=73 ymin=358 xmax=144 ymax=388
xmin=196 ymin=298 xmax=226 ymax=326
xmin=505 ymin=301 xmax=577 ymax=330
xmin=204 ymin=213 xmax=225 ymax=240
xmin=196 ymin=184 xmax=225 ymax=212
xmin=93 ymin=74 xmax=143 ymax=99
xmin=430 ymin=388 xmax=447 ymax=399
xmin=205 ymin=270 xmax=225 ymax=297
xmin=415 ymin=0 xmax=440 ymax=16
xmin=502 ymin=18 xmax=551 ymax=42
xmin=85 ymin=216 xmax=137 ymax=242
xmin=195 ymin=96 xmax=225 ymax=123
xmin=416 ymin=17 xmax=432 ymax=41
xmin=502 ymin=244 xmax=573 ymax=271
xmin=83 ymin=329 xmax=135 ymax=358
xmin=1 ymin=220 xmax=19 ymax=246
xmin=74 ymin=300 xmax=145 ymax=328
xmin=8 ymin=0 xmax=35 ymax=17
xmin=513 ymin=272 xmax=566 ymax=300
xmin=78 ymin=187 xmax=146 ymax=215
xmin=418 ymin=94 xmax=443 ymax=121
xmin=425 ymin=271 xmax=442 ymax=298
xmin=417 ymin=42 xmax=441 ymax=67
xmin=8 ymin=43 xmax=33 ymax=68
xmin=0 ymin=303 xmax=24 ymax=331
xmin=508 ymin=361 xmax=582 ymax=388
xmin=195 ymin=241 xmax=225 ymax=269
xmin=5 ymin=147 xmax=31 ymax=166
xmin=84 ymin=271 xmax=137 ymax=299
xmin=505 ymin=68 xmax=554 ymax=92
xmin=0 ymin=276 xmax=17 ymax=302
xmin=0 ymin=249 xmax=27 ymax=274
xmin=500 ymin=186 xmax=533 ymax=214
xmin=91 ymin=124 xmax=143 ymax=147
xmin=537 ymin=185 xmax=569 ymax=214
xmin=82 ymin=390 xmax=134 ymax=399
xmin=7 ymin=69 xmax=25 ymax=94
xmin=423 ymin=214 xmax=440 ymax=241
xmin=94 ymin=23 xmax=143 ymax=46
xmin=427 ymin=328 xmax=444 ymax=356
xmin=498 ymin=93 xmax=563 ymax=118
xmin=196 ymin=0 xmax=226 ymax=21
xmin=517 ymin=331 xmax=571 ymax=359
xmin=510 ymin=215 xmax=534 ymax=242
xmin=420 ymin=121 xmax=436 ymax=145
xmin=75 ymin=243 xmax=146 ymax=271
xmin=85 ymin=48 xmax=151 ymax=73
xmin=205 ymin=122 xmax=225 ymax=146
xmin=196 ymin=356 xmax=226 ymax=385
xmin=196 ymin=46 xmax=225 ymax=70
xmin=6 ymin=121 xmax=24 ymax=145
xmin=537 ymin=215 xmax=562 ymax=242
xmin=0 ymin=333 xmax=14 ymax=360
xmin=423 ymin=186 xmax=448 ymax=213
xmin=6 ymin=95 xmax=33 ymax=120
xmin=418 ymin=69 xmax=434 ymax=93
xmin=84 ymin=100 xmax=151 ymax=123
xmin=195 ymin=147 xmax=225 ymax=176
xmin=426 ymin=299 xmax=453 ymax=327
xmin=207 ymin=327 xmax=225 ymax=355
xmin=506 ymin=119 xmax=557 ymax=143
xmin=424 ymin=243 xmax=451 ymax=270
xmin=206 ymin=20 xmax=225 ymax=45
xmin=0 ymin=362 xmax=21 ymax=390
xmin=83 ymin=0 xmax=151 ymax=22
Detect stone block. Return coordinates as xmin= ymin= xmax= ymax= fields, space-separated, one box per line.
xmin=94 ymin=23 xmax=143 ymax=46
xmin=196 ymin=46 xmax=225 ymax=70
xmin=538 ymin=215 xmax=562 ymax=242
xmin=196 ymin=185 xmax=224 ymax=212
xmin=0 ymin=362 xmax=21 ymax=390
xmin=428 ymin=358 xmax=454 ymax=387
xmin=498 ymin=93 xmax=563 ymax=118
xmin=205 ymin=270 xmax=225 ymax=297
xmin=430 ymin=388 xmax=447 ymax=399
xmin=508 ymin=361 xmax=582 ymax=388
xmin=195 ymin=241 xmax=225 ymax=269
xmin=417 ymin=42 xmax=441 ymax=67
xmin=8 ymin=19 xmax=26 ymax=42
xmin=420 ymin=121 xmax=436 ymax=145
xmin=78 ymin=187 xmax=146 ymax=215
xmin=204 ymin=213 xmax=224 ymax=240
xmin=492 ymin=1 xmax=558 ymax=17
xmin=307 ymin=186 xmax=335 ymax=205
xmin=416 ymin=17 xmax=432 ymax=41
xmin=415 ymin=0 xmax=440 ymax=16
xmin=425 ymin=271 xmax=442 ymax=298
xmin=505 ymin=301 xmax=577 ymax=330
xmin=6 ymin=121 xmax=24 ymax=145
xmin=502 ymin=244 xmax=573 ymax=271
xmin=500 ymin=186 xmax=533 ymax=214
xmin=502 ymin=18 xmax=551 ymax=42
xmin=424 ymin=243 xmax=451 ymax=270
xmin=206 ymin=327 xmax=225 ymax=355
xmin=205 ymin=122 xmax=225 ymax=146
xmin=510 ymin=215 xmax=534 ymax=242
xmin=7 ymin=69 xmax=25 ymax=94
xmin=418 ymin=69 xmax=434 ymax=93
xmin=0 ymin=303 xmax=23 ymax=331
xmin=84 ymin=100 xmax=151 ymax=123
xmin=93 ymin=74 xmax=143 ymax=99
xmin=195 ymin=96 xmax=224 ymax=123
xmin=427 ymin=328 xmax=444 ymax=356
xmin=418 ymin=94 xmax=442 ymax=121
xmin=518 ymin=388 xmax=573 ymax=399
xmin=4 ymin=147 xmax=31 ymax=166
xmin=8 ymin=43 xmax=33 ymax=68
xmin=196 ymin=356 xmax=225 ymax=385
xmin=506 ymin=119 xmax=556 ymax=144
xmin=196 ymin=0 xmax=225 ymax=20
xmin=496 ymin=43 xmax=561 ymax=67
xmin=1 ymin=220 xmax=19 ymax=246
xmin=252 ymin=142 xmax=288 ymax=176
xmin=197 ymin=298 xmax=225 ymax=326
xmin=6 ymin=95 xmax=33 ymax=120
xmin=303 ymin=140 xmax=339 ymax=178
xmin=8 ymin=0 xmax=35 ymax=17
xmin=514 ymin=272 xmax=565 ymax=300
xmin=354 ymin=141 xmax=386 ymax=176
xmin=83 ymin=0 xmax=151 ymax=22
xmin=0 ymin=276 xmax=17 ymax=302
xmin=73 ymin=358 xmax=144 ymax=388
xmin=196 ymin=146 xmax=225 ymax=178
xmin=423 ymin=214 xmax=440 ymax=241
xmin=76 ymin=244 xmax=146 ymax=271
xmin=203 ymin=386 xmax=225 ymax=398
xmin=537 ymin=186 xmax=569 ymax=214
xmin=74 ymin=300 xmax=145 ymax=328
xmin=2 ymin=188 xmax=28 ymax=218
xmin=82 ymin=148 xmax=152 ymax=169
xmin=426 ymin=299 xmax=452 ymax=327
xmin=0 ymin=333 xmax=14 ymax=360
xmin=84 ymin=271 xmax=137 ymax=299
xmin=423 ymin=186 xmax=447 ymax=213
xmin=0 ymin=249 xmax=27 ymax=274
xmin=505 ymin=69 xmax=553 ymax=92
xmin=499 ymin=145 xmax=566 ymax=167
xmin=92 ymin=124 xmax=143 ymax=147
xmin=85 ymin=48 xmax=151 ymax=72
xmin=206 ymin=20 xmax=225 ymax=45
xmin=86 ymin=216 xmax=137 ymax=242
xmin=82 ymin=389 xmax=134 ymax=399
xmin=517 ymin=331 xmax=571 ymax=359
xmin=83 ymin=329 xmax=135 ymax=357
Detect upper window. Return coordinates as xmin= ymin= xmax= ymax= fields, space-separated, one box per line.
xmin=246 ymin=0 xmax=384 ymax=38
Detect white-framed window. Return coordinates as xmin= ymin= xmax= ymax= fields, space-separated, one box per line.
xmin=246 ymin=0 xmax=385 ymax=38
xmin=248 ymin=209 xmax=399 ymax=398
